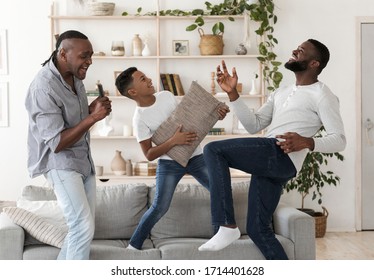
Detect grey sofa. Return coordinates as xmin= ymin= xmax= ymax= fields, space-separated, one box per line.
xmin=0 ymin=181 xmax=315 ymax=260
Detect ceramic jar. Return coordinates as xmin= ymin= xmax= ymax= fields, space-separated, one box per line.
xmin=111 ymin=150 xmax=126 ymax=175
xmin=132 ymin=34 xmax=143 ymax=56
xmin=235 ymin=43 xmax=247 ymax=55
xmin=111 ymin=41 xmax=125 ymax=56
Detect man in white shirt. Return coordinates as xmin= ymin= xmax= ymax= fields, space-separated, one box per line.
xmin=198 ymin=39 xmax=346 ymax=259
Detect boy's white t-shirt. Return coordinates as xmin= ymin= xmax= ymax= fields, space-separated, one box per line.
xmin=133 ymin=91 xmax=203 ymax=161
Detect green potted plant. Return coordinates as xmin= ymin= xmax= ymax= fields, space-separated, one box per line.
xmin=283 ymin=128 xmax=344 ymax=237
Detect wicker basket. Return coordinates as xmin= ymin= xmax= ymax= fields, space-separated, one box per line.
xmin=87 ymin=2 xmax=115 ymax=16
xmin=198 ymin=28 xmax=224 ymax=55
xmin=314 ymin=206 xmax=328 ymax=238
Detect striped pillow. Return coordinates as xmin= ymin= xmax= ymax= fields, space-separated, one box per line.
xmin=3 ymin=207 xmax=67 ymax=248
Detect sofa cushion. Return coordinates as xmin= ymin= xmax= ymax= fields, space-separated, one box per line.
xmin=150 ymin=181 xmax=250 ymax=239
xmin=22 ymin=185 xmax=56 ymax=201
xmin=3 ymin=207 xmax=67 ymax=248
xmin=153 ymin=235 xmax=295 ymax=260
xmin=152 ymin=81 xmax=224 ymax=167
xmin=21 ymin=183 xmax=149 ymax=240
xmin=150 ymin=183 xmax=212 ymax=239
xmin=94 ymin=183 xmax=149 ymax=239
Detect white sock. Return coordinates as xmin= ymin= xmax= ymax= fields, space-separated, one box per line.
xmin=127 ymin=244 xmax=139 ymax=250
xmin=198 ymin=226 xmax=240 ymax=251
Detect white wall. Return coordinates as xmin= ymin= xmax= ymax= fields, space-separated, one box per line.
xmin=0 ymin=0 xmax=369 ymax=232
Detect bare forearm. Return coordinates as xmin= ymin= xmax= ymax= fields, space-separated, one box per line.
xmin=55 ymin=115 xmax=96 ymax=153
xmin=227 ymin=88 xmax=240 ymax=102
xmin=142 ymin=138 xmax=178 ymax=161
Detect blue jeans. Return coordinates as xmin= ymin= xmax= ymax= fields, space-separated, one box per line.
xmin=203 ymin=137 xmax=297 ymax=260
xmin=129 ymin=154 xmax=209 ymax=249
xmin=45 ymin=170 xmax=96 ymax=260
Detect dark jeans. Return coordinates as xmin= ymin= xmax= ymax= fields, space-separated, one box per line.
xmin=129 ymin=154 xmax=210 ymax=249
xmin=203 ymin=137 xmax=297 ymax=260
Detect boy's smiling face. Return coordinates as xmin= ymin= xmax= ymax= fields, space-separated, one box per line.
xmin=130 ymin=70 xmax=155 ymax=97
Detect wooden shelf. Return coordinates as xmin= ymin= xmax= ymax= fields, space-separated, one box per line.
xmin=91 ymin=133 xmax=261 ymax=140
xmin=49 ymin=15 xmax=244 ymax=21
xmin=91 ymin=54 xmax=262 ymax=60
xmin=87 ymin=94 xmax=264 ymax=100
xmin=49 ymin=15 xmax=157 ymax=20
xmin=97 ymin=170 xmax=250 ymax=181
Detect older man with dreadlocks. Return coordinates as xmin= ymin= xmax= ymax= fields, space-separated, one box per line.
xmin=25 ymin=30 xmax=112 ymax=260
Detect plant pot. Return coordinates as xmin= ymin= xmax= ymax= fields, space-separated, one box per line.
xmin=297 ymin=208 xmax=315 ymax=216
xmin=198 ymin=28 xmax=224 ymax=55
xmin=313 ymin=206 xmax=328 ymax=238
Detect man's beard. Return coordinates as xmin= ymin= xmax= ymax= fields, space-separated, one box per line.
xmin=285 ymin=60 xmax=308 ymax=72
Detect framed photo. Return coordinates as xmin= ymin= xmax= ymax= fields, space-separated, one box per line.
xmin=0 ymin=29 xmax=8 ymax=75
xmin=0 ymin=82 xmax=9 ymax=127
xmin=172 ymin=40 xmax=189 ymax=56
xmin=114 ymin=71 xmax=122 ymax=96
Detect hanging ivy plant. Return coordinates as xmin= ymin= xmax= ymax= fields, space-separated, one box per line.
xmin=247 ymin=0 xmax=283 ymax=91
xmin=122 ymin=0 xmax=282 ymax=91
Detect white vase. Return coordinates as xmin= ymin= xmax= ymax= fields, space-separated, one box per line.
xmin=249 ymin=79 xmax=258 ymax=95
xmin=142 ymin=42 xmax=151 ymax=56
xmin=132 ymin=34 xmax=143 ymax=56
xmin=97 ymin=117 xmax=114 ymax=136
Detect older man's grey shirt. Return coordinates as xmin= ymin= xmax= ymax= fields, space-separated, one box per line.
xmin=25 ymin=60 xmax=94 ymax=178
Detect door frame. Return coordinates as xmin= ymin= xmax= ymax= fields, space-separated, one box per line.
xmin=355 ymin=17 xmax=374 ymax=231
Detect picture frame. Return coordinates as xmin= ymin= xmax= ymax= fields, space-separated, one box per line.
xmin=0 ymin=29 xmax=8 ymax=75
xmin=172 ymin=40 xmax=189 ymax=56
xmin=114 ymin=71 xmax=122 ymax=96
xmin=0 ymin=82 xmax=9 ymax=127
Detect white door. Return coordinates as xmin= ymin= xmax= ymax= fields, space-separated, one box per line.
xmin=361 ymin=23 xmax=374 ymax=230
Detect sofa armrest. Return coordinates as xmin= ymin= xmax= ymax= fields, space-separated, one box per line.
xmin=273 ymin=203 xmax=316 ymax=260
xmin=0 ymin=213 xmax=24 ymax=260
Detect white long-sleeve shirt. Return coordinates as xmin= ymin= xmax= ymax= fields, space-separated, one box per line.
xmin=231 ymin=81 xmax=346 ymax=172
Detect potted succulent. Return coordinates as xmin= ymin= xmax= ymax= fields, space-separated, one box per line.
xmin=283 ymin=128 xmax=344 ymax=237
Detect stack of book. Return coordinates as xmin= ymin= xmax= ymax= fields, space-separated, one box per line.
xmin=208 ymin=128 xmax=225 ymax=135
xmin=160 ymin=73 xmax=185 ymax=96
xmin=134 ymin=161 xmax=157 ymax=176
xmin=86 ymin=90 xmax=100 ymax=96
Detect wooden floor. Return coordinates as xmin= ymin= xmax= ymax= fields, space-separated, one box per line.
xmin=316 ymin=231 xmax=374 ymax=259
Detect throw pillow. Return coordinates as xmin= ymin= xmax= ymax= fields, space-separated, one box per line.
xmin=3 ymin=207 xmax=67 ymax=248
xmin=152 ymin=81 xmax=224 ymax=167
xmin=17 ymin=199 xmax=66 ymax=227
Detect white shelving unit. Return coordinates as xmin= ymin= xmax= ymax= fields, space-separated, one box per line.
xmin=49 ymin=1 xmax=265 ymax=183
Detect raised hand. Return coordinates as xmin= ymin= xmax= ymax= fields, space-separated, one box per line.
xmin=216 ymin=60 xmax=239 ymax=101
xmin=89 ymin=96 xmax=112 ymax=122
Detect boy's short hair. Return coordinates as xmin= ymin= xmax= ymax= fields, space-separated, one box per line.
xmin=115 ymin=67 xmax=138 ymax=98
